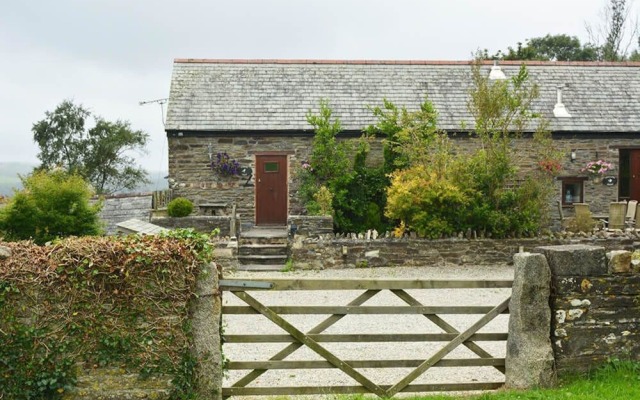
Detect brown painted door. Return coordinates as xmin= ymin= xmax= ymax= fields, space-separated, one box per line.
xmin=630 ymin=150 xmax=640 ymax=201
xmin=255 ymin=155 xmax=288 ymax=225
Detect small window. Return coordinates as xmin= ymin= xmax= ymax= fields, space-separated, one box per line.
xmin=560 ymin=177 xmax=586 ymax=206
xmin=264 ymin=162 xmax=279 ymax=173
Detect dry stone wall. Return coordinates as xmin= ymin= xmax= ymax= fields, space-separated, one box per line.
xmin=534 ymin=244 xmax=640 ymax=375
xmin=291 ymin=236 xmax=640 ymax=269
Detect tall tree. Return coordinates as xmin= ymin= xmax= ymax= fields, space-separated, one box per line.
xmin=586 ymin=0 xmax=639 ymax=60
xmin=500 ymin=34 xmax=599 ymax=61
xmin=32 ymin=100 xmax=149 ymax=194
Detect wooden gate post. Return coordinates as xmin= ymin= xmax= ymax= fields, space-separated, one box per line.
xmin=506 ymin=253 xmax=556 ymax=389
xmin=191 ymin=262 xmax=223 ymax=399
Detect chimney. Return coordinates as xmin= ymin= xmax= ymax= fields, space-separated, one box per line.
xmin=489 ymin=60 xmax=506 ymax=80
xmin=553 ymin=86 xmax=571 ymax=118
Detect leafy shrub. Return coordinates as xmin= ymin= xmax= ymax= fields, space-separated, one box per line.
xmin=312 ymin=186 xmax=334 ymax=216
xmin=330 ymin=167 xmax=392 ymax=234
xmin=565 ymin=211 xmax=597 ymax=233
xmin=386 ymin=165 xmax=471 ymax=239
xmin=167 ymin=197 xmax=194 ymax=217
xmin=0 ymin=170 xmax=102 ymax=245
xmin=301 ymin=102 xmax=393 ymax=234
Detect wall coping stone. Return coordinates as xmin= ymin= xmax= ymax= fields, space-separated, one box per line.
xmin=534 ymin=244 xmax=607 ymax=276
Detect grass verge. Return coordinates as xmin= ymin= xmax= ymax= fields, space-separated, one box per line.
xmin=273 ymin=360 xmax=640 ymax=400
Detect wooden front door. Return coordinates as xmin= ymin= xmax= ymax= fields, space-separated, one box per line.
xmin=630 ymin=150 xmax=640 ymax=200
xmin=255 ymin=154 xmax=288 ymax=225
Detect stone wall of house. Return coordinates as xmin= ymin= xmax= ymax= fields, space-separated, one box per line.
xmin=533 ymin=245 xmax=640 ymax=375
xmin=96 ymin=193 xmax=152 ymax=235
xmin=168 ymin=135 xmax=313 ymax=225
xmin=168 ymin=133 xmax=640 ymax=229
xmin=290 ymin=236 xmax=640 ymax=269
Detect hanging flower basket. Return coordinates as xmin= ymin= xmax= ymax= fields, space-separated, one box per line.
xmin=581 ymin=160 xmax=613 ymax=182
xmin=210 ymin=152 xmax=241 ymax=177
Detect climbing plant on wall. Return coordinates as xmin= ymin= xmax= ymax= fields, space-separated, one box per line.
xmin=0 ymin=229 xmax=217 ymax=399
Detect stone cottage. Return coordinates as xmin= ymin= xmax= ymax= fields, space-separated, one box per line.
xmin=165 ymin=59 xmax=640 ymax=229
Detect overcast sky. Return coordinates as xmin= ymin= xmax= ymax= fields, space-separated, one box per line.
xmin=0 ymin=0 xmax=635 ymax=188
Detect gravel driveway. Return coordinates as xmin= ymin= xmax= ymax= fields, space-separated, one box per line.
xmin=221 ymin=264 xmax=514 ymax=399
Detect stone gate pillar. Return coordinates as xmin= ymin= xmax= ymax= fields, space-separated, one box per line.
xmin=191 ymin=262 xmax=223 ymax=399
xmin=505 ymin=252 xmax=556 ymax=389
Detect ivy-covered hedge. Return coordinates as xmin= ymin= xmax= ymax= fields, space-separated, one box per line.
xmin=0 ymin=230 xmax=216 ymax=399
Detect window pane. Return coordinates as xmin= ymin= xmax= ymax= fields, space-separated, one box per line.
xmin=264 ymin=162 xmax=279 ymax=173
xmin=561 ymin=179 xmax=584 ymax=205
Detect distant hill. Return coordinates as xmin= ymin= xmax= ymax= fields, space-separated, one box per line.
xmin=0 ymin=162 xmax=167 ymax=196
xmin=0 ymin=162 xmax=32 ymax=195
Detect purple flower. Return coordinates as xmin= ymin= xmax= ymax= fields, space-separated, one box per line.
xmin=211 ymin=152 xmax=241 ymax=176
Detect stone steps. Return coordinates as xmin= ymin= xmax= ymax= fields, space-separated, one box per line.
xmin=237 ymin=254 xmax=288 ymax=265
xmin=236 ymin=264 xmax=287 ymax=271
xmin=238 ymin=243 xmax=288 ymax=256
xmin=237 ymin=227 xmax=289 ymax=270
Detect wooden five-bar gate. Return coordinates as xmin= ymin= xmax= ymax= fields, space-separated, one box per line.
xmin=220 ymin=278 xmax=512 ymax=398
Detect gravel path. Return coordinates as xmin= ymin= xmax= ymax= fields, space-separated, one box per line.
xmin=221 ymin=264 xmax=514 ymax=399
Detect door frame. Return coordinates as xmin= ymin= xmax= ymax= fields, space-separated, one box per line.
xmin=629 ymin=149 xmax=640 ymax=201
xmin=254 ymin=152 xmax=290 ymax=226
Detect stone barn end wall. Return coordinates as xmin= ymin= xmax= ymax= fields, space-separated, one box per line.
xmin=95 ymin=193 xmax=152 ymax=235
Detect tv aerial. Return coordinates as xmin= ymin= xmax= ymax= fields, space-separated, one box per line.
xmin=139 ymin=98 xmax=168 ymax=126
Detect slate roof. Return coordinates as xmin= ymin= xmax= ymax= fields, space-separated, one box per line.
xmin=165 ymin=59 xmax=640 ymax=133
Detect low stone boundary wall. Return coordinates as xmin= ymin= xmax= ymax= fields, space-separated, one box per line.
xmin=291 ymin=236 xmax=640 ymax=269
xmin=509 ymin=244 xmax=640 ymax=388
xmin=152 ymin=216 xmax=238 ymax=237
xmin=536 ymin=244 xmax=640 ymax=374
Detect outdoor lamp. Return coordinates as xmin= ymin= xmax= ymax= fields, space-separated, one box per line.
xmin=570 ymin=149 xmax=576 ymax=162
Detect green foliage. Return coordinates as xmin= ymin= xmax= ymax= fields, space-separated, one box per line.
xmin=305 ymin=99 xmax=351 ymax=185
xmin=32 ymin=100 xmax=149 ymax=194
xmin=0 ymin=232 xmax=218 ymax=399
xmin=0 ymin=169 xmax=102 ymax=244
xmin=365 ymin=98 xmax=439 ymax=173
xmin=386 ymin=165 xmax=471 ymax=239
xmin=167 ymin=197 xmax=195 ymax=217
xmin=335 ymin=361 xmax=640 ymax=400
xmin=384 ymin=63 xmax=556 ymax=239
xmin=282 ymin=258 xmax=294 ymax=272
xmin=330 ymin=166 xmax=391 ymax=234
xmin=301 ymin=100 xmax=392 ymax=233
xmin=312 ymin=186 xmax=334 ymax=216
xmin=0 ymin=314 xmax=76 ymax=399
xmin=365 ymin=99 xmax=406 ymax=173
xmin=464 ymin=62 xmax=555 ymax=236
xmin=469 ymin=63 xmax=539 ymax=138
xmin=565 ymin=211 xmax=597 ymax=233
xmin=492 ymin=34 xmax=600 ymax=61
xmin=587 ymin=0 xmax=637 ymax=61
xmin=168 ymin=349 xmax=199 ymax=400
